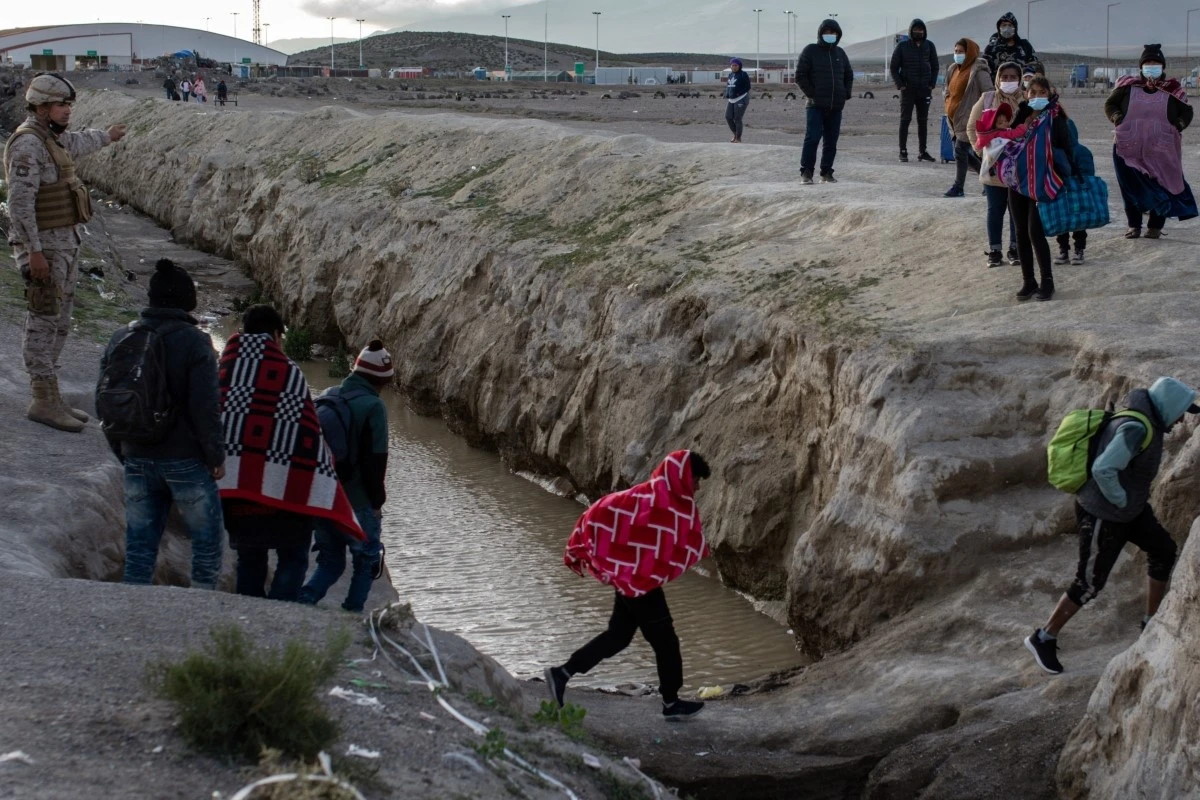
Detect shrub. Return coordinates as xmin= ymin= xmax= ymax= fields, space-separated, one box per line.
xmin=533 ymin=700 xmax=588 ymax=740
xmin=151 ymin=625 xmax=349 ymax=762
xmin=327 ymin=343 xmax=351 ymax=378
xmin=284 ymin=327 xmax=313 ymax=361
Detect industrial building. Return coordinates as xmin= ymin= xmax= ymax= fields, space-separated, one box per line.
xmin=0 ymin=23 xmax=286 ymax=70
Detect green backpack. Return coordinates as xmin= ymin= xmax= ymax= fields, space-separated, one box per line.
xmin=1046 ymin=409 xmax=1154 ymax=493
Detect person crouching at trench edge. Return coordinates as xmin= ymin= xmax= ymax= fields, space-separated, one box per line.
xmin=543 ymin=450 xmax=712 ymax=721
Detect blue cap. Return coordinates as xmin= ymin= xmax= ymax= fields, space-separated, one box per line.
xmin=730 ymin=58 xmax=743 ymax=67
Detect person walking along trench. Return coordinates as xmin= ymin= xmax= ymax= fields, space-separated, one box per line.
xmin=725 ymin=58 xmax=751 ymax=143
xmin=1107 ymin=45 xmax=1198 ymax=240
xmin=942 ymin=38 xmax=992 ymax=197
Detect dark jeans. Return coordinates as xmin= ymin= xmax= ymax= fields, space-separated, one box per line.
xmin=1056 ymin=230 xmax=1088 ymax=252
xmin=952 ymin=140 xmax=973 ymax=190
xmin=802 ymin=106 xmax=843 ymax=176
xmin=299 ymin=505 xmax=382 ymax=612
xmin=164 ymin=89 xmax=173 ymax=99
xmin=122 ymin=457 xmax=223 ymax=588
xmin=1009 ymin=191 xmax=1053 ymax=285
xmin=1067 ymin=503 xmax=1177 ymax=606
xmin=899 ymin=88 xmax=931 ymax=154
xmin=181 ymin=91 xmax=190 ymax=102
xmin=1123 ymin=196 xmax=1166 ymax=231
xmin=236 ymin=546 xmax=310 ymax=601
xmin=985 ymin=185 xmax=1018 ymax=251
xmin=564 ymin=588 xmax=683 ymax=703
xmin=725 ymin=99 xmax=748 ymax=139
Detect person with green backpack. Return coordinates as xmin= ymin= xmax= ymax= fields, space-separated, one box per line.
xmin=1027 ymin=377 xmax=1199 ymax=674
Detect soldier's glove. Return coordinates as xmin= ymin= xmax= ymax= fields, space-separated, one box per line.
xmin=26 ymin=280 xmax=61 ymax=316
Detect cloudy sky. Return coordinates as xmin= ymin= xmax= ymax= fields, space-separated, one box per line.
xmin=8 ymin=0 xmax=987 ymax=50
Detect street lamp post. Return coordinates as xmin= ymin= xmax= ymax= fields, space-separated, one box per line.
xmin=328 ymin=17 xmax=336 ymax=73
xmin=784 ymin=11 xmax=794 ymax=81
xmin=356 ymin=18 xmax=365 ymax=68
xmin=230 ymin=12 xmax=239 ymax=66
xmin=263 ymin=23 xmax=270 ymax=49
xmin=753 ymin=8 xmax=762 ymax=83
xmin=502 ymin=15 xmax=511 ymax=78
xmin=1188 ymin=8 xmax=1200 ymax=63
xmin=1106 ymin=3 xmax=1120 ymax=65
xmin=544 ymin=0 xmax=549 ymax=83
xmin=1027 ymin=0 xmax=1046 ymax=39
xmin=593 ymin=11 xmax=601 ymax=74
xmin=204 ymin=17 xmax=210 ymax=31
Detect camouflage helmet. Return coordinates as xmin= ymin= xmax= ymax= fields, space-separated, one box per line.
xmin=26 ymin=73 xmax=77 ymax=106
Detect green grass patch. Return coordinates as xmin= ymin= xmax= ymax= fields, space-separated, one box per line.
xmin=417 ymin=157 xmax=510 ymax=199
xmin=318 ymin=160 xmax=371 ymax=189
xmin=533 ymin=700 xmax=588 ymax=740
xmin=150 ymin=625 xmax=350 ymax=762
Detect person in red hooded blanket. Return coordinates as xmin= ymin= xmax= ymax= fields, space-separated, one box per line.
xmin=544 ymin=450 xmax=712 ymax=720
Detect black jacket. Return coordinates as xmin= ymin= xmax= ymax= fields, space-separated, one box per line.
xmin=983 ymin=12 xmax=1037 ymax=76
xmin=890 ymin=19 xmax=939 ymax=92
xmin=796 ymin=19 xmax=854 ymax=111
xmin=725 ymin=70 xmax=751 ymax=101
xmin=101 ymin=308 xmax=224 ymax=469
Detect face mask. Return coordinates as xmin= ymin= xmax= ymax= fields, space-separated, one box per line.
xmin=1028 ymin=97 xmax=1050 ymax=111
xmin=1143 ymin=65 xmax=1164 ymax=80
xmin=953 ymin=53 xmax=966 ymax=65
xmin=999 ymin=80 xmax=1021 ymax=94
xmin=1022 ymin=78 xmax=1032 ymax=89
xmin=822 ymin=34 xmax=837 ymax=44
xmin=912 ymin=32 xmax=925 ymax=41
xmin=1000 ymin=26 xmax=1015 ymax=38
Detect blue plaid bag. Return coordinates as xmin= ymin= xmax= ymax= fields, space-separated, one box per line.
xmin=1038 ymin=175 xmax=1110 ymax=238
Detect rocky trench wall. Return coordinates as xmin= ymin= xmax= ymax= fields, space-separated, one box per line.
xmin=67 ymin=94 xmax=1200 ymax=661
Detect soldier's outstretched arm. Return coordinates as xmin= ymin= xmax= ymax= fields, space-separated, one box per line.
xmin=4 ymin=135 xmax=45 ymax=252
xmin=60 ymin=124 xmax=125 ymax=159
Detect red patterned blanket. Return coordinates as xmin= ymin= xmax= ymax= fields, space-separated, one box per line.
xmin=216 ymin=332 xmax=364 ymax=540
xmin=565 ymin=450 xmax=708 ymax=597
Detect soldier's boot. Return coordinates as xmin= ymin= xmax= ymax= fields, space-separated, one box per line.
xmin=28 ymin=378 xmax=85 ymax=433
xmin=49 ymin=375 xmax=90 ymax=423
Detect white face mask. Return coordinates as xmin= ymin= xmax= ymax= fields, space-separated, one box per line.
xmin=999 ymin=80 xmax=1021 ymax=94
xmin=953 ymin=53 xmax=966 ymax=65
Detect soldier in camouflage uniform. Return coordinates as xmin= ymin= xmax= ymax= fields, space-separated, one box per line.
xmin=3 ymin=73 xmax=126 ymax=431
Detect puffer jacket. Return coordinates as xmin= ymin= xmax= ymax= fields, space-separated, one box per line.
xmin=796 ymin=19 xmax=854 ymax=110
xmin=983 ymin=12 xmax=1037 ymax=75
xmin=890 ymin=19 xmax=939 ymax=93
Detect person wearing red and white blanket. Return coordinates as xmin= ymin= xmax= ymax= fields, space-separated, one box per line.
xmin=544 ymin=450 xmax=712 ymax=720
xmin=216 ymin=305 xmax=364 ymax=601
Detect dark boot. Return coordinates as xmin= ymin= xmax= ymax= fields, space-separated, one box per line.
xmin=1016 ymin=280 xmax=1038 ymax=301
xmin=1036 ymin=279 xmax=1056 ymax=301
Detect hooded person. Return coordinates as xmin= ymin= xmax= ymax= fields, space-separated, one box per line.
xmin=942 ymin=37 xmax=993 ymax=197
xmin=1025 ymin=377 xmax=1199 ymax=675
xmin=796 ymin=19 xmax=854 ymax=183
xmin=4 ymin=73 xmax=126 ymax=432
xmin=724 ymin=57 xmax=752 ymax=143
xmin=983 ymin=11 xmax=1038 ymax=76
xmin=543 ymin=451 xmax=713 ymax=720
xmin=1105 ymin=44 xmax=1198 ymax=240
xmin=890 ymin=18 xmax=940 ymax=162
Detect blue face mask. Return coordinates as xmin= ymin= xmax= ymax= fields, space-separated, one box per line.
xmin=1143 ymin=65 xmax=1164 ymax=80
xmin=1028 ymin=97 xmax=1050 ymax=111
xmin=953 ymin=53 xmax=966 ymax=65
xmin=822 ymin=34 xmax=837 ymax=44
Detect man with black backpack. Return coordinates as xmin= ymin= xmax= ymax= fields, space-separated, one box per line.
xmin=96 ymin=259 xmax=225 ymax=588
xmin=1026 ymin=376 xmax=1199 ymax=674
xmin=298 ymin=339 xmax=392 ymax=613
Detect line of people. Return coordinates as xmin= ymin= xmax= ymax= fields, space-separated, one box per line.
xmin=162 ymin=74 xmax=230 ymax=106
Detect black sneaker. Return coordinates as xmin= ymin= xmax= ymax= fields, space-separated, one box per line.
xmin=1054 ymin=249 xmax=1070 ymax=265
xmin=662 ymin=699 xmax=705 ymax=721
xmin=820 ymin=173 xmax=837 ymax=184
xmin=917 ymin=151 xmax=936 ymax=163
xmin=1024 ymin=630 xmax=1063 ymax=674
xmin=800 ymin=169 xmax=814 ymax=185
xmin=899 ymin=151 xmax=909 ymax=162
xmin=1007 ymin=247 xmax=1021 ymax=266
xmin=986 ymin=250 xmax=1004 ymax=267
xmin=1035 ymin=280 xmax=1055 ymax=301
xmin=1072 ymin=250 xmax=1086 ymax=265
xmin=543 ymin=666 xmax=569 ymax=708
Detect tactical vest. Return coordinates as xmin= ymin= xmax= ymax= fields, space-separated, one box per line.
xmin=4 ymin=122 xmax=93 ymax=231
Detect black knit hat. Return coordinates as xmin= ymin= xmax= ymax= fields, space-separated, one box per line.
xmin=1139 ymin=44 xmax=1166 ymax=68
xmin=148 ymin=258 xmax=197 ymax=312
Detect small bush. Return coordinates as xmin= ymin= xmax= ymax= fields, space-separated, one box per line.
xmin=151 ymin=625 xmax=349 ymax=762
xmin=534 ymin=700 xmax=588 ymax=740
xmin=284 ymin=327 xmax=314 ymax=361
xmin=327 ymin=343 xmax=351 ymax=378
xmin=231 ymin=284 xmax=265 ymax=313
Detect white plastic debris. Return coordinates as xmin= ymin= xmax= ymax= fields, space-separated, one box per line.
xmin=418 ymin=711 xmax=437 ymax=722
xmin=0 ymin=751 xmax=34 ymax=765
xmin=581 ymin=753 xmax=602 ymax=769
xmin=151 ymin=745 xmax=164 ymax=754
xmin=345 ymin=744 xmax=380 ymax=759
xmin=328 ymin=686 xmax=385 ymax=711
xmin=697 ymin=685 xmax=725 ymax=699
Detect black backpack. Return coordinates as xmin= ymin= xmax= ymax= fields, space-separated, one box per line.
xmin=315 ymin=386 xmax=371 ymax=481
xmin=96 ymin=321 xmax=186 ymax=444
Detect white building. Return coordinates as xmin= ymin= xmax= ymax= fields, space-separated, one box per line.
xmin=0 ymin=23 xmax=286 ymax=70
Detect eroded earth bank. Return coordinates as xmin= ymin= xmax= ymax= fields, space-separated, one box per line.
xmin=41 ymin=89 xmax=1200 ymax=796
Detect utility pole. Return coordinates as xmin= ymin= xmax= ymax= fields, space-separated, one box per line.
xmin=328 ymin=16 xmax=336 ymax=73
xmin=544 ymin=0 xmax=549 ymax=83
xmin=263 ymin=23 xmax=270 ymax=49
xmin=502 ymin=15 xmax=511 ymax=78
xmin=356 ymin=18 xmax=365 ymax=68
xmin=784 ymin=11 xmax=794 ymax=81
xmin=204 ymin=17 xmax=210 ymax=31
xmin=231 ymin=12 xmax=239 ymax=66
xmin=1027 ymin=0 xmax=1046 ymax=41
xmin=1189 ymin=8 xmax=1200 ymax=63
xmin=1106 ymin=3 xmax=1120 ymax=65
xmin=753 ymin=8 xmax=762 ymax=83
xmin=593 ymin=11 xmax=601 ymax=75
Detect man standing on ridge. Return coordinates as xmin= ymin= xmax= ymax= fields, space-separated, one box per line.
xmin=983 ymin=12 xmax=1038 ymax=76
xmin=1025 ymin=377 xmax=1199 ymax=675
xmin=891 ymin=19 xmax=940 ymax=163
xmin=4 ymin=73 xmax=126 ymax=432
xmin=797 ymin=19 xmax=854 ymax=184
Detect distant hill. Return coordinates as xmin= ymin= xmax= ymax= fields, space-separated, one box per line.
xmin=846 ymin=0 xmax=1199 ymax=62
xmin=287 ymin=31 xmax=737 ymax=72
xmin=268 ymin=37 xmax=355 ymax=55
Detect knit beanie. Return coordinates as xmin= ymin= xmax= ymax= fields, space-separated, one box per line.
xmin=353 ymin=339 xmax=395 ymax=379
xmin=148 ymin=258 xmax=197 ymax=312
xmin=1139 ymin=44 xmax=1166 ymax=68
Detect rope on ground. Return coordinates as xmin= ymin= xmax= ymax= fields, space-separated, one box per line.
xmin=368 ymin=602 xmax=581 ymax=800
